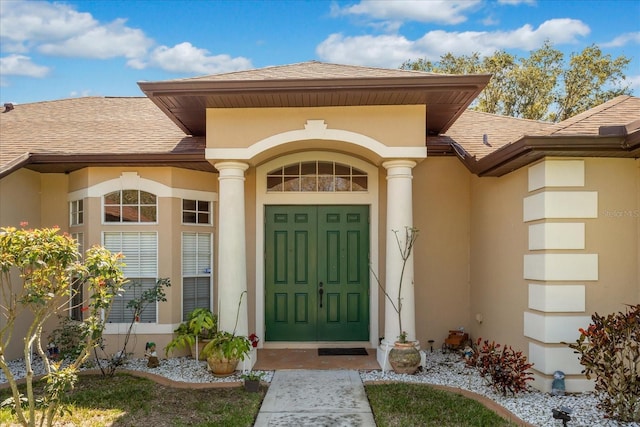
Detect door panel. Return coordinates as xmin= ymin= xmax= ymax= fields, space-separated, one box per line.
xmin=265 ymin=205 xmax=369 ymax=341
xmin=266 ymin=206 xmax=316 ymax=341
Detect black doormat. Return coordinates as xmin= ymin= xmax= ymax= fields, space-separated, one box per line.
xmin=318 ymin=347 xmax=368 ymax=356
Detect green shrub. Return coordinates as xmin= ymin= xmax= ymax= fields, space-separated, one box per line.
xmin=48 ymin=316 xmax=86 ymax=361
xmin=466 ymin=338 xmax=534 ymax=396
xmin=568 ymin=304 xmax=640 ymax=422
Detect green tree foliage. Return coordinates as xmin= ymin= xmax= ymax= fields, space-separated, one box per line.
xmin=0 ymin=226 xmax=126 ymax=427
xmin=401 ymin=42 xmax=631 ymax=122
xmin=568 ymin=304 xmax=640 ymax=422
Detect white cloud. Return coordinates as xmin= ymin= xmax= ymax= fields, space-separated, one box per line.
xmin=317 ymin=33 xmax=422 ymax=68
xmin=627 ymin=74 xmax=640 ymax=92
xmin=69 ymin=89 xmax=94 ymax=98
xmin=0 ymin=2 xmax=152 ymax=60
xmin=0 ymin=1 xmax=96 ymax=50
xmin=38 ymin=18 xmax=153 ymax=59
xmin=146 ymin=42 xmax=252 ymax=74
xmin=602 ymin=32 xmax=640 ymax=48
xmin=333 ymin=0 xmax=481 ymax=25
xmin=0 ymin=2 xmax=248 ymax=77
xmin=317 ymin=19 xmax=591 ymax=67
xmin=0 ymin=54 xmax=49 ymax=77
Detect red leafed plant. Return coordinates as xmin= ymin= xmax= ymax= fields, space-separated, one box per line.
xmin=466 ymin=338 xmax=534 ymax=396
xmin=248 ymin=333 xmax=260 ymax=348
xmin=567 ymin=304 xmax=640 ymax=422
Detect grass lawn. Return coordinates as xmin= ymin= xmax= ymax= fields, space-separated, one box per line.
xmin=366 ymin=383 xmax=516 ymax=427
xmin=1 ymin=374 xmax=516 ymax=426
xmin=0 ymin=374 xmax=265 ymax=427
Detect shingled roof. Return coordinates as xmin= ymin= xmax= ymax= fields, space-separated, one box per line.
xmin=1 ymin=63 xmax=638 ymax=179
xmin=0 ymin=97 xmax=209 ymax=177
xmin=172 ymin=61 xmax=445 ymax=81
xmin=433 ymin=95 xmax=640 ymax=176
xmin=138 ymin=61 xmax=491 ymax=137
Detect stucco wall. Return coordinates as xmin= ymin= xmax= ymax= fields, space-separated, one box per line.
xmin=469 ymin=166 xmax=529 ymax=352
xmin=207 ymin=105 xmax=426 ymax=154
xmin=412 ymin=157 xmax=472 ymax=348
xmin=586 ymin=158 xmax=639 ymax=312
xmin=0 ymin=168 xmax=42 ymax=229
xmin=0 ymin=169 xmax=47 ymax=360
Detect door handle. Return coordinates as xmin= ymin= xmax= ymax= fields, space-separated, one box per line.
xmin=319 ymin=282 xmax=324 ymax=308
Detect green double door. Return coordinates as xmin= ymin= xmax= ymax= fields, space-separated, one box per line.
xmin=265 ymin=205 xmax=369 ymax=341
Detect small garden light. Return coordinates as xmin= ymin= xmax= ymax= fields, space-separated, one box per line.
xmin=552 ymin=406 xmax=572 ymax=426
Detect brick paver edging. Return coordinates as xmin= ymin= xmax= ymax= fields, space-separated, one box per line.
xmin=364 ymin=380 xmax=536 ymax=427
xmin=0 ymin=369 xmax=248 ymax=390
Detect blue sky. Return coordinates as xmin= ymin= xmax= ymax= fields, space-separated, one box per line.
xmin=1 ymin=0 xmax=639 ymax=106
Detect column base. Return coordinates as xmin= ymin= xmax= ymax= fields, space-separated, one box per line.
xmin=238 ymin=347 xmax=258 ymax=373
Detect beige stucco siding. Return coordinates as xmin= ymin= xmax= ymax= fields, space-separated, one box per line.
xmin=0 ymin=169 xmax=43 ymax=229
xmin=412 ymin=157 xmax=472 ymax=347
xmin=584 ymin=158 xmax=639 ymax=313
xmin=207 ymin=105 xmax=426 ymax=151
xmin=0 ymin=169 xmax=47 ymax=360
xmin=469 ymin=167 xmax=529 ymax=352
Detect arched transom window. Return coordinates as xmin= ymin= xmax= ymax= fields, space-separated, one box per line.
xmin=103 ymin=189 xmax=157 ymax=223
xmin=267 ymin=161 xmax=368 ymax=192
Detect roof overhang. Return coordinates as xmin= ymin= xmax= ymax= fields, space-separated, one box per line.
xmin=138 ymin=74 xmax=491 ymax=137
xmin=0 ymin=152 xmax=216 ymax=179
xmin=429 ymin=129 xmax=640 ymax=177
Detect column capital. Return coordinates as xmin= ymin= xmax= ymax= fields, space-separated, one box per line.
xmin=215 ymin=161 xmax=249 ymax=181
xmin=382 ymin=160 xmax=416 ymax=171
xmin=214 ymin=161 xmax=249 ymax=172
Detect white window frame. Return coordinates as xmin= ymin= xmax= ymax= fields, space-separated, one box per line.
xmin=70 ymin=199 xmax=84 ymax=226
xmin=70 ymin=232 xmax=84 ymax=321
xmin=182 ymin=199 xmax=213 ymax=225
xmin=182 ymin=232 xmax=213 ymax=320
xmin=103 ymin=231 xmax=158 ymax=323
xmin=103 ymin=189 xmax=158 ymax=224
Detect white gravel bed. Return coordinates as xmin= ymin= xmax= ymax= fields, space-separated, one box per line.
xmin=361 ymin=351 xmax=638 ymax=427
xmin=2 ymin=352 xmax=637 ymax=427
xmin=0 ymin=356 xmax=273 ymax=384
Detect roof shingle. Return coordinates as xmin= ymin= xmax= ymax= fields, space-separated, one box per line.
xmin=0 ymin=97 xmax=203 ymax=172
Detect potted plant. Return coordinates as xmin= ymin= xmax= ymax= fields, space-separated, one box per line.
xmin=202 ymin=331 xmax=251 ymax=376
xmin=202 ymin=292 xmax=252 ymax=376
xmin=240 ymin=371 xmax=265 ymax=392
xmin=373 ymin=227 xmax=421 ymax=374
xmin=165 ymin=308 xmax=217 ymax=360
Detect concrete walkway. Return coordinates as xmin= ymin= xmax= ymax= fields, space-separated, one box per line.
xmin=253 ymin=370 xmax=376 ymax=426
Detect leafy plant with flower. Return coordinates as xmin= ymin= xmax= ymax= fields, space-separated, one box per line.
xmin=0 ymin=225 xmax=126 ymax=427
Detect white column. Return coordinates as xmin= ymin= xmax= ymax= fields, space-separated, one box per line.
xmin=381 ymin=160 xmax=417 ymax=347
xmin=215 ymin=161 xmax=249 ymax=336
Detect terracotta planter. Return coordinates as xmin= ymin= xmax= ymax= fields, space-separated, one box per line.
xmin=389 ymin=341 xmax=421 ymax=375
xmin=207 ymin=356 xmax=239 ymax=377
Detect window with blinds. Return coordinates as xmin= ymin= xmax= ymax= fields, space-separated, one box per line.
xmin=70 ymin=232 xmax=84 ymax=321
xmin=104 ymin=232 xmax=158 ymax=323
xmin=182 ymin=232 xmax=212 ymax=320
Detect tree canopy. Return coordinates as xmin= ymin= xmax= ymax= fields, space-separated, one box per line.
xmin=401 ymin=41 xmax=632 ymax=122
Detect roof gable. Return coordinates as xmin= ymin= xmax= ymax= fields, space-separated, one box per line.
xmin=138 ymin=60 xmax=491 ymax=137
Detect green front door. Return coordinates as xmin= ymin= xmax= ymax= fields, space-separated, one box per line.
xmin=265 ymin=205 xmax=369 ymax=341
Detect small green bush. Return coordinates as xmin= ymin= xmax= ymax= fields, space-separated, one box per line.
xmin=48 ymin=316 xmax=86 ymax=361
xmin=568 ymin=304 xmax=640 ymax=422
xmin=466 ymin=338 xmax=534 ymax=396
